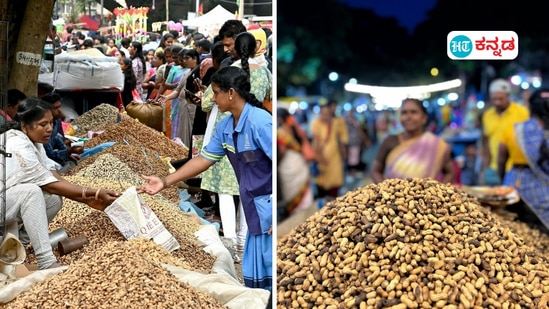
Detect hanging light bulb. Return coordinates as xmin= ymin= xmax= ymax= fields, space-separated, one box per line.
xmin=152 ymin=0 xmax=155 ymax=10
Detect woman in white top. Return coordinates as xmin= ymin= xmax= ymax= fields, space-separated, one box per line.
xmin=3 ymin=97 xmax=120 ymax=269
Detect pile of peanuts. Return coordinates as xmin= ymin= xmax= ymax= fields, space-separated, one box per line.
xmin=67 ymin=146 xmax=180 ymax=204
xmin=69 ymin=103 xmax=120 ymax=138
xmin=24 ymin=176 xmax=215 ymax=275
xmin=83 ymin=118 xmax=188 ymax=160
xmin=277 ymin=178 xmax=549 ymax=309
xmin=8 ymin=239 xmax=229 ymax=308
xmin=491 ymin=209 xmax=549 ymax=257
xmin=72 ymin=153 xmax=146 ymax=186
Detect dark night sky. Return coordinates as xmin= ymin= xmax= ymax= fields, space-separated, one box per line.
xmin=338 ymin=0 xmax=438 ymax=33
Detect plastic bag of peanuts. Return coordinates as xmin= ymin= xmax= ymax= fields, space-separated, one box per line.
xmin=105 ymin=186 xmax=180 ymax=252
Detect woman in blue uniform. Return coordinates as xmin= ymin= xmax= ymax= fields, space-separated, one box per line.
xmin=137 ymin=66 xmax=273 ymax=290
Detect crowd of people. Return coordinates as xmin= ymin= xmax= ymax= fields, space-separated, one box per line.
xmin=277 ymin=79 xmax=549 ymax=236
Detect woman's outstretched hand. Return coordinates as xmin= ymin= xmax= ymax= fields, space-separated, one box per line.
xmin=136 ymin=175 xmax=164 ymax=195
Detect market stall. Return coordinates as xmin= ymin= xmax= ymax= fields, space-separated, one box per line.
xmin=0 ymin=105 xmax=270 ymax=308
xmin=183 ymin=5 xmax=237 ymax=38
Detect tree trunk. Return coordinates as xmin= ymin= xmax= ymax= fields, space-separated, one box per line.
xmin=8 ymin=0 xmax=55 ymax=96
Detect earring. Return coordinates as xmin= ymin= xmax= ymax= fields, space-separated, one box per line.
xmin=229 ymin=96 xmax=233 ymax=100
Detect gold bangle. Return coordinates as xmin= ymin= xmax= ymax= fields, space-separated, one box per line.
xmin=95 ymin=188 xmax=101 ymax=200
xmin=82 ymin=187 xmax=88 ymax=199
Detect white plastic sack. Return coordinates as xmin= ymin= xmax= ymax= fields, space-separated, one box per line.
xmin=162 ymin=225 xmax=270 ymax=309
xmin=195 ymin=224 xmax=237 ymax=279
xmin=53 ymin=53 xmax=124 ymax=90
xmin=0 ymin=233 xmax=26 ymax=280
xmin=0 ymin=266 xmax=68 ymax=303
xmin=104 ymin=187 xmax=180 ymax=252
xmin=163 ymin=263 xmax=270 ymax=309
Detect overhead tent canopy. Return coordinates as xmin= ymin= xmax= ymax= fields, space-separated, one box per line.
xmin=79 ymin=15 xmax=99 ymax=31
xmin=182 ymin=5 xmax=235 ymax=28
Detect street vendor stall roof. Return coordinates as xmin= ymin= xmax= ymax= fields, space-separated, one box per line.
xmin=182 ymin=5 xmax=235 ymax=28
xmin=80 ymin=15 xmax=99 ymax=31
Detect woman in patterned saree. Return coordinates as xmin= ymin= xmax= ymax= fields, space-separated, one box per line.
xmin=499 ymin=89 xmax=549 ymax=231
xmin=372 ymin=98 xmax=455 ymax=184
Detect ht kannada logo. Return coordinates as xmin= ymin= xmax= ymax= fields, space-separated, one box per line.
xmin=447 ymin=31 xmax=518 ymax=60
xmin=449 ymin=35 xmax=472 ymax=59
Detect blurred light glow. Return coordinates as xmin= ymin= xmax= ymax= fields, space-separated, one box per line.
xmin=532 ymin=78 xmax=542 ymax=88
xmin=447 ymin=92 xmax=459 ymax=101
xmin=374 ymin=92 xmax=407 ymax=109
xmin=298 ymin=101 xmax=309 ymax=110
xmin=348 ymin=78 xmax=358 ymax=84
xmin=344 ymin=79 xmax=462 ymax=109
xmin=289 ymin=101 xmax=299 ymax=114
xmin=312 ymin=105 xmax=320 ymax=114
xmin=521 ymin=82 xmax=529 ymax=90
xmin=423 ymin=101 xmax=429 ymax=108
xmin=510 ymin=75 xmax=522 ymax=86
xmin=477 ymin=101 xmax=485 ymax=109
xmin=328 ymin=72 xmax=339 ymax=82
xmin=437 ymin=98 xmax=446 ymax=106
xmin=343 ymin=103 xmax=352 ymax=111
xmin=375 ymin=103 xmax=384 ymax=111
xmin=430 ymin=67 xmax=439 ymax=77
xmin=356 ymin=103 xmax=367 ymax=113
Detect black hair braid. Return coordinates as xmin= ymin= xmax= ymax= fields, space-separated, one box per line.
xmin=240 ymin=49 xmax=251 ymax=78
xmin=211 ymin=65 xmax=270 ymax=114
xmin=237 ymin=54 xmax=266 ymax=113
xmin=244 ymin=92 xmax=270 ymax=114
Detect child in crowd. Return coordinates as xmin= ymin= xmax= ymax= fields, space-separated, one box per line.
xmin=460 ymin=143 xmax=480 ymax=186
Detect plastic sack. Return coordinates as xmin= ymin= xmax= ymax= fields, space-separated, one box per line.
xmin=178 ymin=189 xmax=220 ymax=231
xmin=104 ymin=187 xmax=180 ymax=252
xmin=87 ymin=130 xmax=105 ymax=139
xmin=80 ymin=142 xmax=116 ymax=159
xmin=125 ymin=101 xmax=164 ymax=132
xmin=0 ymin=233 xmax=26 ymax=280
xmin=160 ymin=224 xmax=270 ymax=309
xmin=53 ymin=52 xmax=124 ymax=90
xmin=61 ymin=122 xmax=75 ymax=136
xmin=0 ymin=266 xmax=67 ymax=303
